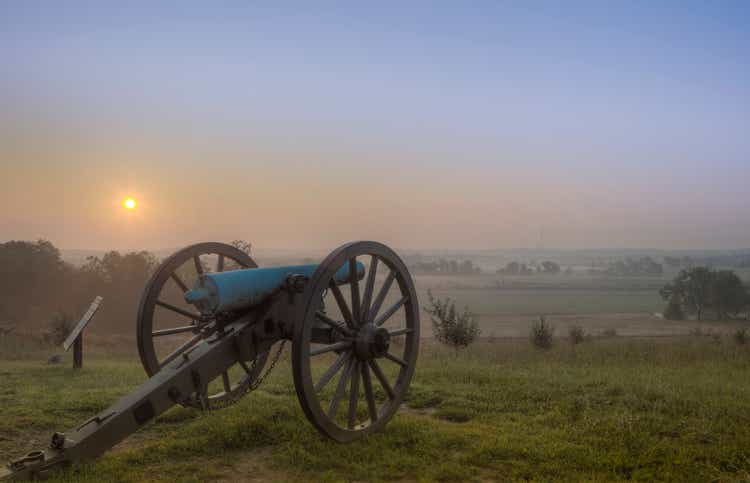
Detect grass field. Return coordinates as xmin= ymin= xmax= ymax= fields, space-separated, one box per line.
xmin=3 ymin=336 xmax=750 ymax=482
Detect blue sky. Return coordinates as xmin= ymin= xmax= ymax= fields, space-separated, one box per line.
xmin=0 ymin=2 xmax=748 ymax=250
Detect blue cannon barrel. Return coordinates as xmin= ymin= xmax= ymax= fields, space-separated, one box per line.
xmin=184 ymin=262 xmax=365 ymax=315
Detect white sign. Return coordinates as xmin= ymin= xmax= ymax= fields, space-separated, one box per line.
xmin=63 ymin=296 xmax=103 ymax=351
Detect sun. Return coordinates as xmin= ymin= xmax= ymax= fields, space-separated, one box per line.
xmin=123 ymin=198 xmax=137 ymax=210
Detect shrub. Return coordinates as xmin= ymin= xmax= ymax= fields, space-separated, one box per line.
xmin=424 ymin=290 xmax=480 ymax=353
xmin=568 ymin=324 xmax=586 ymax=345
xmin=734 ymin=328 xmax=748 ymax=345
xmin=531 ymin=315 xmax=554 ymax=349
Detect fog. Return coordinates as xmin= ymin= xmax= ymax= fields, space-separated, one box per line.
xmin=1 ymin=3 xmax=748 ymax=251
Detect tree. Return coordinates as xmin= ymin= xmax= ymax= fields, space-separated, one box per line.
xmin=497 ymin=261 xmax=533 ymax=275
xmin=659 ymin=267 xmax=714 ymax=320
xmin=540 ymin=261 xmax=561 ymax=274
xmin=607 ymin=256 xmax=663 ymax=276
xmin=230 ymin=240 xmax=252 ymax=256
xmin=663 ymin=295 xmax=685 ymax=321
xmin=423 ymin=290 xmax=480 ymax=354
xmin=660 ymin=267 xmax=750 ymax=321
xmin=78 ymin=250 xmax=158 ymax=332
xmin=0 ymin=240 xmax=70 ymax=326
xmin=711 ymin=270 xmax=747 ymax=319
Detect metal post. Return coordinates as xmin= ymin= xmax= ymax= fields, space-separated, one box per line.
xmin=73 ymin=333 xmax=83 ymax=370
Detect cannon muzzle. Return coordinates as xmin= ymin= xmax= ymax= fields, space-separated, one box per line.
xmin=185 ymin=262 xmax=365 ymax=314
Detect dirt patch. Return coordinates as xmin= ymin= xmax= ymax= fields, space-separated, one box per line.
xmin=214 ymin=448 xmax=290 ymax=482
xmin=399 ymin=405 xmax=437 ymax=417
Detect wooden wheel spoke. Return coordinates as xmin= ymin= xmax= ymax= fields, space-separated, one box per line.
xmin=329 ymin=283 xmax=355 ymax=328
xmin=369 ymin=360 xmax=395 ymax=399
xmin=361 ymin=362 xmax=378 ymax=422
xmin=347 ymin=360 xmax=361 ymax=429
xmin=315 ymin=311 xmax=353 ymax=336
xmin=159 ymin=333 xmax=202 ymax=368
xmin=293 ymin=242 xmax=420 ymax=439
xmin=222 ymin=371 xmax=231 ymax=393
xmin=155 ymin=300 xmax=201 ymax=320
xmin=374 ymin=295 xmax=408 ymax=327
xmin=328 ymin=356 xmax=354 ymax=419
xmin=310 ymin=341 xmax=352 ymax=357
xmin=170 ymin=273 xmax=189 ymax=293
xmin=384 ymin=352 xmax=408 ymax=368
xmin=360 ymin=256 xmax=379 ymax=323
xmin=368 ymin=271 xmax=396 ymax=322
xmin=388 ymin=327 xmax=413 ymax=337
xmin=152 ymin=325 xmax=196 ymax=337
xmin=349 ymin=258 xmax=361 ymax=325
xmin=193 ymin=255 xmax=204 ymax=275
xmin=315 ymin=352 xmax=349 ymax=392
xmin=138 ymin=242 xmax=261 ymax=409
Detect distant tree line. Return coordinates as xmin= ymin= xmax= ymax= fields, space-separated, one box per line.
xmin=410 ymin=259 xmax=481 ymax=275
xmin=497 ymin=260 xmax=562 ymax=275
xmin=663 ymin=256 xmax=695 ymax=268
xmin=0 ymin=239 xmax=158 ymax=335
xmin=663 ymin=253 xmax=750 ymax=269
xmin=660 ymin=267 xmax=750 ymax=321
xmin=604 ymin=256 xmax=663 ymax=276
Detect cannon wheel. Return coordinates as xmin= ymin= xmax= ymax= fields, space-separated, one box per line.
xmin=137 ymin=242 xmax=269 ymax=408
xmin=292 ymin=241 xmax=419 ymax=442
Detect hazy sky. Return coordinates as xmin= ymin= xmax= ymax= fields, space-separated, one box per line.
xmin=1 ymin=2 xmax=748 ymax=251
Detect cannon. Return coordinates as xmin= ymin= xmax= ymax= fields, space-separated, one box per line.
xmin=2 ymin=241 xmax=419 ymax=480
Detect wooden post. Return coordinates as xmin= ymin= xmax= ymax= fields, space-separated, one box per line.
xmin=73 ymin=333 xmax=83 ymax=369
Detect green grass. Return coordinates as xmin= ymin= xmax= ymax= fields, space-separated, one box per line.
xmin=3 ymin=337 xmax=750 ymax=481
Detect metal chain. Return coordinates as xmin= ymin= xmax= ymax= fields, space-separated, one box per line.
xmin=248 ymin=339 xmax=287 ymax=391
xmin=204 ymin=339 xmax=287 ymax=410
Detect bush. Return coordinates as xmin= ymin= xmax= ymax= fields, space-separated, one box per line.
xmin=734 ymin=328 xmax=748 ymax=345
xmin=531 ymin=315 xmax=554 ymax=349
xmin=424 ymin=290 xmax=480 ymax=353
xmin=568 ymin=324 xmax=586 ymax=345
xmin=602 ymin=328 xmax=618 ymax=338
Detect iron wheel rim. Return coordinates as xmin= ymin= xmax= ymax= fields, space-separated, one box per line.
xmin=136 ymin=242 xmax=269 ymax=408
xmin=292 ymin=241 xmax=420 ymax=442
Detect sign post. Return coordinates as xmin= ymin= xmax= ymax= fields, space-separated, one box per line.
xmin=63 ymin=296 xmax=103 ymax=370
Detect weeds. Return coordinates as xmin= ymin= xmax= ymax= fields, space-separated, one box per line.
xmin=734 ymin=328 xmax=748 ymax=345
xmin=568 ymin=324 xmax=586 ymax=345
xmin=530 ymin=315 xmax=554 ymax=349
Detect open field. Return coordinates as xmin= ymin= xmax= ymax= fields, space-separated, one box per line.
xmin=3 ymin=336 xmax=750 ymax=481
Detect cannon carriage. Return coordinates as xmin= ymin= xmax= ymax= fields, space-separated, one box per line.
xmin=2 ymin=241 xmax=419 ymax=480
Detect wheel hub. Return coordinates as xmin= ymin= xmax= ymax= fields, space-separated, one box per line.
xmin=354 ymin=323 xmax=390 ymax=360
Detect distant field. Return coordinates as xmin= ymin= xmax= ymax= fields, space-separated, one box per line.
xmin=420 ymin=287 xmax=662 ymax=315
xmin=3 ymin=337 xmax=750 ymax=482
